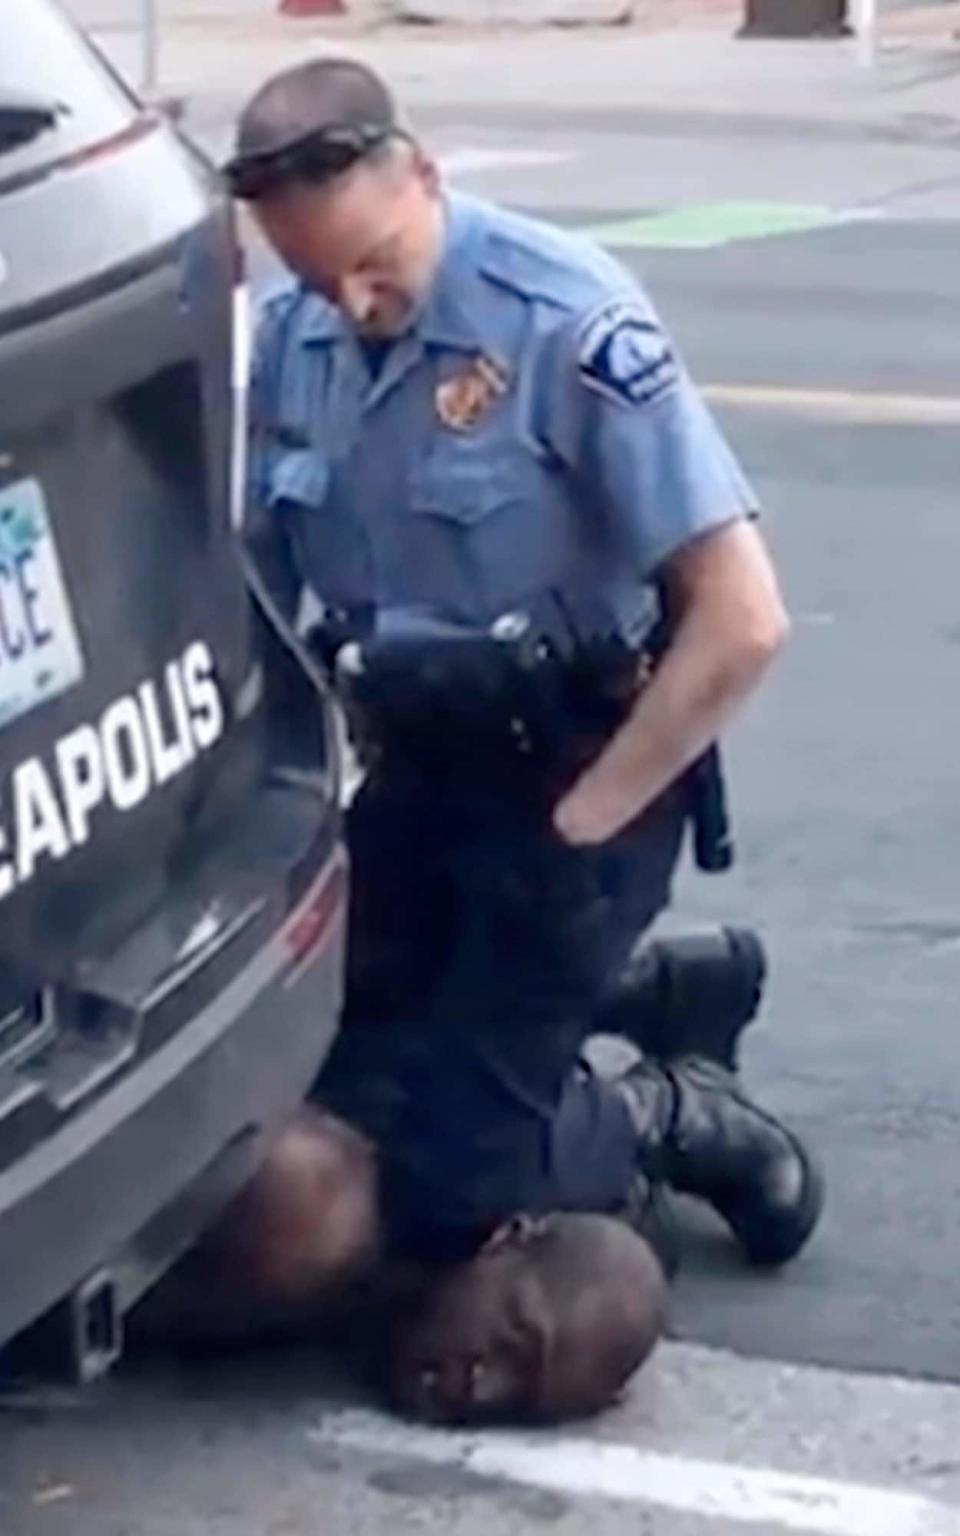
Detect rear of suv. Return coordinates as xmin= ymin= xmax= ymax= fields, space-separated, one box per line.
xmin=0 ymin=0 xmax=346 ymax=1376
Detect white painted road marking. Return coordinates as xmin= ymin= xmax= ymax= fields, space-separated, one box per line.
xmin=311 ymin=1409 xmax=960 ymax=1536
xmin=703 ymin=383 xmax=960 ymax=426
xmin=439 ymin=146 xmax=576 ymax=176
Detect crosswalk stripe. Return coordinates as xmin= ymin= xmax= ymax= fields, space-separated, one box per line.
xmin=311 ymin=1409 xmax=960 ymax=1536
xmin=439 ymin=146 xmax=575 ymax=176
xmin=704 ymin=382 xmax=960 ymax=425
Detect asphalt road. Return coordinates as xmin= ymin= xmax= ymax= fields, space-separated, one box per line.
xmin=398 ymin=114 xmax=960 ymax=1383
xmin=4 ymin=91 xmax=960 ymax=1536
xmin=602 ymin=219 xmax=960 ymax=1383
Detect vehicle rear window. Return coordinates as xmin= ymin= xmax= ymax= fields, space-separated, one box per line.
xmin=1 ymin=0 xmax=136 ymax=184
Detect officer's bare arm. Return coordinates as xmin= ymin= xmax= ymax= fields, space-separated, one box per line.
xmin=554 ymin=519 xmax=788 ymax=846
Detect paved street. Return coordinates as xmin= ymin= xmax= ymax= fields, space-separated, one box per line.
xmin=4 ymin=9 xmax=960 ymax=1532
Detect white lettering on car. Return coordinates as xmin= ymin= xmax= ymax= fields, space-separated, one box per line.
xmin=183 ymin=640 xmax=225 ymax=752
xmin=0 ymin=823 xmax=14 ymax=901
xmin=56 ymin=723 xmax=105 ymax=845
xmin=139 ymin=678 xmax=189 ymax=785
xmin=165 ymin=657 xmax=199 ymax=768
xmin=0 ymin=639 xmax=226 ymax=903
xmin=101 ymin=695 xmax=152 ymax=812
xmin=13 ymin=757 xmax=71 ymax=882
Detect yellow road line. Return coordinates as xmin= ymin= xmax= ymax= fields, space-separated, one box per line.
xmin=703 ymin=383 xmax=960 ymax=426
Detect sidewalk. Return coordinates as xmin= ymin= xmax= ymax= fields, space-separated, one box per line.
xmin=63 ymin=0 xmax=760 ymax=26
xmin=66 ymin=0 xmax=960 ymax=142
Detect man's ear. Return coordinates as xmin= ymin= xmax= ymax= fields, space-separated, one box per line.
xmin=414 ymin=145 xmax=441 ymax=197
xmin=481 ymin=1214 xmax=549 ymax=1257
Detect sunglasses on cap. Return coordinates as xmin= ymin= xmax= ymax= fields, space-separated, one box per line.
xmin=223 ymin=121 xmax=402 ymax=202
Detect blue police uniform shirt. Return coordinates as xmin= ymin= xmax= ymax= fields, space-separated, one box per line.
xmin=245 ymin=191 xmax=756 ymax=638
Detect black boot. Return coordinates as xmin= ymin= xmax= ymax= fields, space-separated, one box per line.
xmin=593 ymin=927 xmax=767 ymax=1070
xmin=618 ymin=1056 xmax=824 ymax=1267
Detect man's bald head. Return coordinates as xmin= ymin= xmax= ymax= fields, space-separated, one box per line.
xmin=389 ymin=1213 xmax=668 ymax=1426
xmin=234 ymin=58 xmax=397 ymax=163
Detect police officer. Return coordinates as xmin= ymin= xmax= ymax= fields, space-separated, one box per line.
xmin=228 ymin=58 xmax=824 ymax=1276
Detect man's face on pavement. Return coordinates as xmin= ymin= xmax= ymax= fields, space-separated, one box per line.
xmin=253 ymin=147 xmax=443 ymax=339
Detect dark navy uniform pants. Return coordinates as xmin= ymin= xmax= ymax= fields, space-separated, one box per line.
xmin=313 ymin=769 xmax=686 ymax=1257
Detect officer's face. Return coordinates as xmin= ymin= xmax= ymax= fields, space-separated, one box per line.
xmin=253 ymin=147 xmax=443 ymax=338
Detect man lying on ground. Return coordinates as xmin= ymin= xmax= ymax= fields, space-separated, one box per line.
xmin=133 ymin=1105 xmax=667 ymax=1425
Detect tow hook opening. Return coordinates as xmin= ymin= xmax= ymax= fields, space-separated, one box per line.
xmin=71 ymin=1270 xmax=123 ymax=1382
xmin=1 ymin=1269 xmax=123 ymax=1387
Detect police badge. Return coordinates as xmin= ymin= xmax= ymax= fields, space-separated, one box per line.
xmin=435 ymin=354 xmax=508 ymax=431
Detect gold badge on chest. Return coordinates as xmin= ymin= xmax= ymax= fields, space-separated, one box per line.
xmin=435 ymin=354 xmax=509 ymax=432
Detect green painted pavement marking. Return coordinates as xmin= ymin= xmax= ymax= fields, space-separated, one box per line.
xmin=582 ymin=201 xmax=844 ymax=250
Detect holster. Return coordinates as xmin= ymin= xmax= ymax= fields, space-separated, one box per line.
xmin=309 ymin=600 xmax=733 ymax=870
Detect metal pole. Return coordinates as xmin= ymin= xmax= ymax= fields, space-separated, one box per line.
xmin=851 ymin=0 xmax=877 ymax=66
xmin=140 ymin=0 xmax=159 ymax=96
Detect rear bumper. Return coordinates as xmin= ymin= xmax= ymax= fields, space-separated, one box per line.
xmin=0 ymin=831 xmax=347 ymax=1351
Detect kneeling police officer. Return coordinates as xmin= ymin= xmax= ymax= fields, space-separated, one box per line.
xmin=230 ymin=58 xmax=824 ymax=1274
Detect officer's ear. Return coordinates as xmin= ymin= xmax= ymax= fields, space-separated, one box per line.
xmin=411 ymin=144 xmax=441 ymax=198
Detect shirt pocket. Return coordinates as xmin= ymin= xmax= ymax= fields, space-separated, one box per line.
xmin=267 ymin=448 xmax=371 ymax=608
xmin=407 ymin=439 xmax=565 ymax=618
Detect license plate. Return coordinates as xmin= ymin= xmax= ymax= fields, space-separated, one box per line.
xmin=0 ymin=477 xmax=84 ymax=730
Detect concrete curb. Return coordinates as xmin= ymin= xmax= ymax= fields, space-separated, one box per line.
xmin=387 ymin=0 xmax=634 ymax=22
xmin=884 ymin=0 xmax=960 ymax=39
xmin=62 ymin=0 xmax=736 ymax=27
xmin=84 ymin=10 xmax=960 ymax=150
xmin=383 ymin=0 xmax=745 ymax=24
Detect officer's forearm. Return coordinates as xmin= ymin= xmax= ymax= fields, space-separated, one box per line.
xmin=554 ymin=521 xmax=788 ymax=845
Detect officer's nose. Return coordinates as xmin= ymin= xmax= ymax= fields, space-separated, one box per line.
xmin=338 ymin=274 xmax=378 ymax=328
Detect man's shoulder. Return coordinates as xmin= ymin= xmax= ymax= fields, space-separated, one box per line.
xmin=465 ymin=196 xmax=634 ymax=317
xmin=459 ymin=198 xmax=673 ymax=398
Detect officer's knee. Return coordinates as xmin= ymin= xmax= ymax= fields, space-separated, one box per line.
xmin=225 ymin=1108 xmax=381 ymax=1304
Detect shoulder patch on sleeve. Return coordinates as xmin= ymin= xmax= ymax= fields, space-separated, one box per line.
xmin=577 ymin=299 xmax=677 ymax=407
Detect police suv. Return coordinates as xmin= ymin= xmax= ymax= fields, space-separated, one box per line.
xmin=0 ymin=2 xmax=345 ymax=1376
